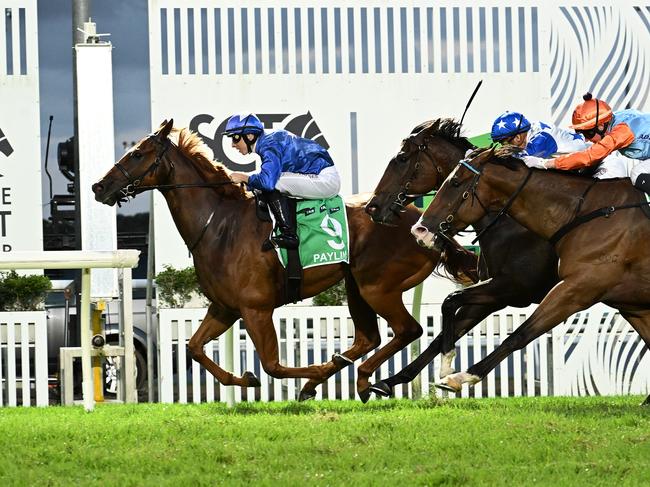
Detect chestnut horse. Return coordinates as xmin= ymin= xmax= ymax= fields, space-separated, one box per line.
xmin=365 ymin=119 xmax=558 ymax=398
xmin=92 ymin=120 xmax=478 ymax=402
xmin=412 ymin=146 xmax=650 ymax=405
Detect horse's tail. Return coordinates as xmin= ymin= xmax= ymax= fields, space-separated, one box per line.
xmin=434 ymin=238 xmax=479 ymax=285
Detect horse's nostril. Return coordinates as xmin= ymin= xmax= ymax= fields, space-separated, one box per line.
xmin=365 ymin=204 xmax=378 ymax=216
xmin=92 ymin=183 xmax=103 ymax=194
xmin=412 ymin=225 xmax=429 ymax=236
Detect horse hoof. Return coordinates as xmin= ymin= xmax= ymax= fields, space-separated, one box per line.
xmin=242 ymin=371 xmax=261 ymax=388
xmin=298 ymin=389 xmax=317 ymax=402
xmin=369 ymin=381 xmax=392 ymax=397
xmin=435 ymin=377 xmax=462 ymax=393
xmin=358 ymin=388 xmax=372 ymax=404
xmin=332 ymin=353 xmax=354 ymax=368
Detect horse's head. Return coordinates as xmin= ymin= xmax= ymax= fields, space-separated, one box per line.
xmin=92 ymin=119 xmax=175 ymax=206
xmin=411 ymin=146 xmax=518 ymax=250
xmin=365 ymin=118 xmax=473 ymax=225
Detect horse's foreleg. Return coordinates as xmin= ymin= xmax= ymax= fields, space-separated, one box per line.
xmin=299 ymin=274 xmax=381 ymax=401
xmin=372 ymin=279 xmax=520 ymax=395
xmin=355 ymin=297 xmax=422 ymax=402
xmin=241 ymin=308 xmax=329 ymax=388
xmin=618 ymin=311 xmax=650 ymax=407
xmin=439 ymin=279 xmax=534 ymax=378
xmin=187 ymin=304 xmax=260 ymax=387
xmin=437 ymin=280 xmax=597 ymax=393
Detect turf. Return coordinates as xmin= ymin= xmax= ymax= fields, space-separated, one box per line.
xmin=1 ymin=395 xmax=649 ymax=486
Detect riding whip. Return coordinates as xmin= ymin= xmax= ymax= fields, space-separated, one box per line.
xmin=457 ymin=80 xmax=483 ymax=136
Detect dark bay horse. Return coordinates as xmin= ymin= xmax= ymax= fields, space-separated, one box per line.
xmin=91 ymin=120 xmax=478 ymax=402
xmin=365 ymin=119 xmax=558 ymax=397
xmin=412 ymin=146 xmax=650 ymax=405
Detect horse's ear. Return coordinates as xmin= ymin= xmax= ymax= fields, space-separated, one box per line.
xmin=157 ymin=119 xmax=174 ymax=141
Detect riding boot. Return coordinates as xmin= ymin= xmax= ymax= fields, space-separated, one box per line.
xmin=264 ymin=190 xmax=299 ymax=250
xmin=634 ymin=173 xmax=650 ymax=195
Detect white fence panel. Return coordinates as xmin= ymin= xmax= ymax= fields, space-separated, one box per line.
xmin=0 ymin=311 xmax=48 ymax=407
xmin=158 ymin=303 xmax=649 ymax=404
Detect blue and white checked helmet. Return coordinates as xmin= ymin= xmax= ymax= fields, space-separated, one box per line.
xmin=490 ymin=111 xmax=531 ymax=142
xmin=223 ymin=113 xmax=264 ymax=136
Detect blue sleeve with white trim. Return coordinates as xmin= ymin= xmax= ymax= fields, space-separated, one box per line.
xmin=525 ymin=132 xmax=558 ymax=158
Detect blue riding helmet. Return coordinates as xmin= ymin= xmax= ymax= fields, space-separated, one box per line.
xmin=491 ymin=111 xmax=532 ymax=142
xmin=223 ymin=113 xmax=264 ymax=136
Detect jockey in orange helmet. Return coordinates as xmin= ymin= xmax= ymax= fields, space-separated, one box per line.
xmin=543 ymin=93 xmax=650 ymax=192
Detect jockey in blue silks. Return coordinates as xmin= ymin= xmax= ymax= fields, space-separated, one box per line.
xmin=226 ymin=113 xmax=341 ymax=250
xmin=491 ymin=111 xmax=588 ymax=157
xmin=490 ymin=110 xmax=632 ymax=179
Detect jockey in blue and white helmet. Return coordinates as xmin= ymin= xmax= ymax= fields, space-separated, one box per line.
xmin=491 ymin=110 xmax=633 ymax=179
xmin=226 ymin=113 xmax=341 ymax=250
xmin=491 ymin=111 xmax=587 ymax=158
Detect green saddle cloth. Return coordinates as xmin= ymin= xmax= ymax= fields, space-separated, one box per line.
xmin=275 ymin=195 xmax=350 ymax=269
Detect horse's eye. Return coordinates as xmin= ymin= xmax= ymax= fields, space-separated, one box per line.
xmin=132 ymin=150 xmax=143 ymax=159
xmin=451 ymin=178 xmax=461 ymax=187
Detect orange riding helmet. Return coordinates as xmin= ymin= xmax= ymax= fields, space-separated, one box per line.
xmin=570 ymin=93 xmax=613 ymax=130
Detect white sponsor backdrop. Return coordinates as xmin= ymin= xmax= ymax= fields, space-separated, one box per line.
xmin=0 ymin=0 xmax=43 ymax=254
xmin=147 ymin=1 xmax=650 ymax=290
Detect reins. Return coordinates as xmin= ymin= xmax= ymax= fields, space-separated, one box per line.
xmin=471 ymin=167 xmax=533 ymax=244
xmin=114 ymin=135 xmax=241 ymax=251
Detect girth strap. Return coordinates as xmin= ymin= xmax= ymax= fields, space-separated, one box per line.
xmin=549 ymin=201 xmax=650 ymax=246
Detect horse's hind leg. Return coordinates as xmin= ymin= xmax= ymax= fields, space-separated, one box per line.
xmin=299 ymin=273 xmax=381 ymax=401
xmin=187 ymin=304 xmax=260 ymax=387
xmin=619 ymin=310 xmax=650 ymax=406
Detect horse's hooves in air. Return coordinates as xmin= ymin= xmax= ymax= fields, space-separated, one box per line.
xmin=331 ymin=353 xmax=354 ymax=368
xmin=435 ymin=377 xmax=461 ymax=393
xmin=298 ymin=389 xmax=317 ymax=402
xmin=641 ymin=395 xmax=650 ymax=407
xmin=358 ymin=387 xmax=372 ymax=404
xmin=242 ymin=371 xmax=261 ymax=388
xmin=369 ymin=381 xmax=392 ymax=397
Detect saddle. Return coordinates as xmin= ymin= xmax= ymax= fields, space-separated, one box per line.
xmin=254 ymin=190 xmax=303 ymax=304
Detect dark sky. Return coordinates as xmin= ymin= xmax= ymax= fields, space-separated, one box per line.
xmin=38 ymin=0 xmax=150 ymax=215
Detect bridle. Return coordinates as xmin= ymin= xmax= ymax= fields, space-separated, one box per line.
xmin=435 ymin=156 xmax=533 ymax=246
xmin=113 ymin=136 xmax=172 ymax=199
xmin=110 ymin=134 xmax=235 ymax=251
xmin=388 ymin=134 xmax=446 ymax=215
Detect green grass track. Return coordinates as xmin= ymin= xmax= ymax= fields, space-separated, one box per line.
xmin=1 ymin=396 xmax=649 ymax=486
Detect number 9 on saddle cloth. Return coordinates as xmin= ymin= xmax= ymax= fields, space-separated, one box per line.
xmin=254 ymin=190 xmax=350 ymax=304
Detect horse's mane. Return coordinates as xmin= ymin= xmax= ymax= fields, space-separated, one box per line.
xmin=410 ymin=118 xmax=474 ymax=153
xmin=175 ymin=128 xmax=247 ymax=200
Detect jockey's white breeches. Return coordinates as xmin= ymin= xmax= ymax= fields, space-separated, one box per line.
xmin=275 ymin=165 xmax=341 ymax=199
xmin=593 ymin=152 xmax=635 ymax=179
xmin=629 ymin=159 xmax=650 ymax=185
